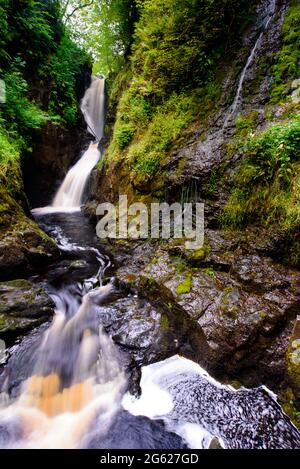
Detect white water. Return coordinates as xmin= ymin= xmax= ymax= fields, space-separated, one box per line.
xmin=51 ymin=142 xmax=100 ymax=210
xmin=81 ymin=77 xmax=105 ymax=142
xmin=32 ymin=77 xmax=105 ymax=216
xmin=0 ymin=288 xmax=125 ymax=449
xmin=122 ymin=355 xmax=226 ymax=449
xmin=122 ymin=355 xmax=300 ymax=449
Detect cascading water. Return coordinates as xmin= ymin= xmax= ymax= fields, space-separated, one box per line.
xmin=81 ymin=77 xmax=105 ymax=142
xmin=32 ymin=77 xmax=105 ymax=215
xmin=51 ymin=142 xmax=100 ymax=210
xmin=222 ymin=0 xmax=277 ymax=128
xmin=179 ymin=0 xmax=280 ymax=179
xmin=0 ymin=215 xmax=300 ymax=448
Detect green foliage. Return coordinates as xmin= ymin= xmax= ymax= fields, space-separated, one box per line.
xmin=0 ymin=0 xmax=91 ymax=147
xmin=0 ymin=128 xmax=20 ymax=171
xmin=115 ymin=122 xmax=136 ymax=149
xmin=221 ymin=115 xmax=300 ymax=232
xmin=108 ymin=90 xmax=198 ymax=178
xmin=203 ymin=167 xmax=224 ymax=197
xmin=271 ymin=0 xmax=300 ymax=103
xmin=132 ymin=0 xmax=254 ymax=97
xmin=235 ymin=111 xmax=259 ymax=134
xmin=104 ymin=0 xmax=253 ymax=187
xmin=67 ymin=0 xmax=138 ymax=76
xmin=0 ymin=0 xmax=91 ymax=210
xmin=1 ymin=58 xmax=48 ymax=134
xmin=0 ymin=0 xmax=61 ymax=66
xmin=243 ymin=116 xmax=300 ymax=183
xmin=43 ymin=33 xmax=91 ymax=125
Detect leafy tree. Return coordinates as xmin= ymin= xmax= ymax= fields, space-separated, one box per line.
xmin=63 ymin=0 xmax=139 ymax=75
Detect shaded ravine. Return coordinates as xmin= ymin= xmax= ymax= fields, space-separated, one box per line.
xmin=0 ymin=5 xmax=300 ymax=446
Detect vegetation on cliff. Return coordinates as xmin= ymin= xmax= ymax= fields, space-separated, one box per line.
xmin=0 ymin=0 xmax=91 ymax=195
xmin=0 ymin=0 xmax=91 ymax=276
xmin=94 ymin=0 xmax=257 ymax=189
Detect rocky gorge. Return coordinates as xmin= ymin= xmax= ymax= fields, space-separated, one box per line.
xmin=0 ymin=0 xmax=300 ymax=449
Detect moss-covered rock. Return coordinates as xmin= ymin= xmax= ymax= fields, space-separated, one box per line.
xmin=0 ymin=159 xmax=59 ymax=280
xmin=0 ymin=279 xmax=54 ymax=342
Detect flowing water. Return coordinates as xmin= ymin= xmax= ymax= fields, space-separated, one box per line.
xmin=32 ymin=77 xmax=105 ymax=215
xmin=222 ymin=0 xmax=277 ymax=128
xmin=81 ymin=77 xmax=105 ymax=142
xmin=51 ymin=142 xmax=100 ymax=210
xmin=1 ymin=13 xmax=300 ymax=446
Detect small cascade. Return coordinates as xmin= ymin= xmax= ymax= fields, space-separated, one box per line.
xmin=223 ymin=0 xmax=277 ymax=128
xmin=0 ymin=214 xmax=125 ymax=449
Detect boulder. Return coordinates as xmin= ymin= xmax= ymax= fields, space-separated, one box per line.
xmin=0 ymin=279 xmax=55 ymax=342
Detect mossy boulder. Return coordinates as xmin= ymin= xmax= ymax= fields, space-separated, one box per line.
xmin=0 ymin=169 xmax=59 ymax=280
xmin=0 ymin=279 xmax=55 ymax=342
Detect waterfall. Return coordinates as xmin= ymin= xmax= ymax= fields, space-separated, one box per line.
xmin=51 ymin=142 xmax=100 ymax=209
xmin=81 ymin=77 xmax=105 ymax=142
xmin=32 ymin=77 xmax=105 ymax=215
xmin=223 ymin=0 xmax=276 ymax=128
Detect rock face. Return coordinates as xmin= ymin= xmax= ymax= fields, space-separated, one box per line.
xmin=23 ymin=118 xmax=91 ymax=208
xmin=0 ymin=280 xmax=54 ymax=343
xmin=106 ymin=230 xmax=300 ymax=397
xmin=98 ymin=280 xmax=213 ymax=370
xmin=0 ymin=164 xmax=59 ymax=281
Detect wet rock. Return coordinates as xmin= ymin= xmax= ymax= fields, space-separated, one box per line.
xmin=84 ymin=410 xmax=187 ymax=449
xmin=209 ymin=437 xmax=223 ymax=449
xmin=0 ymin=206 xmax=59 ymax=281
xmin=97 ymin=278 xmax=213 ymax=370
xmin=112 ymin=232 xmax=300 ymax=390
xmin=69 ymin=260 xmax=89 ymax=270
xmin=23 ymin=119 xmax=91 ymax=207
xmin=0 ymin=280 xmax=54 ymax=342
xmin=292 ymin=316 xmax=300 ymax=340
xmin=231 ymin=254 xmax=290 ymax=292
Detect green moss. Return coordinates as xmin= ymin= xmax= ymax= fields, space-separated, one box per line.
xmin=4 ymin=280 xmax=31 ymax=289
xmin=160 ymin=314 xmax=169 ymax=331
xmin=288 ymin=343 xmax=300 ymax=373
xmin=259 ymin=311 xmax=268 ymax=319
xmin=280 ymin=388 xmax=300 ymax=429
xmin=186 ymin=242 xmax=212 ymax=263
xmin=219 ymin=289 xmax=239 ymax=318
xmin=0 ymin=314 xmax=7 ymax=329
xmin=271 ymin=0 xmax=300 ymax=103
xmin=176 ymin=274 xmax=192 ymax=295
xmin=203 ymin=267 xmax=216 ymax=278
